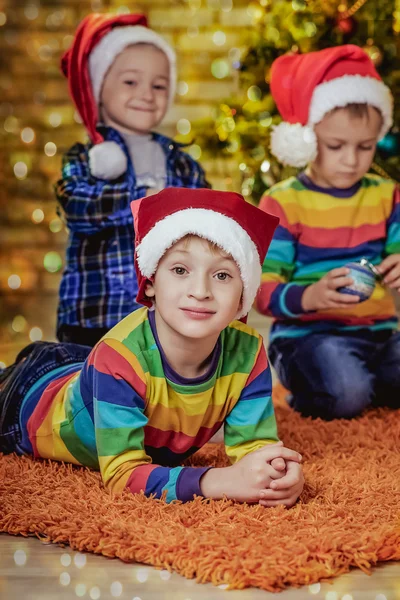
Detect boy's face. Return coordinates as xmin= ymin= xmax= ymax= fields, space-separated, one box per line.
xmin=145 ymin=236 xmax=243 ymax=341
xmin=100 ymin=44 xmax=170 ymax=135
xmin=309 ymin=106 xmax=382 ymax=189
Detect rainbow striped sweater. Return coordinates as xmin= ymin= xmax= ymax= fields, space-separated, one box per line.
xmin=256 ymin=173 xmax=400 ymax=342
xmin=20 ymin=308 xmax=278 ymax=502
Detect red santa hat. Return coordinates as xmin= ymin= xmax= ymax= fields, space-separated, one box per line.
xmin=131 ymin=188 xmax=279 ymax=319
xmin=61 ymin=13 xmax=176 ymax=180
xmin=269 ymin=44 xmax=393 ymax=168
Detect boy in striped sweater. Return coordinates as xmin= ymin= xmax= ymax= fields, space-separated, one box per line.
xmin=256 ymin=45 xmax=400 ymax=420
xmin=0 ymin=188 xmax=304 ymax=507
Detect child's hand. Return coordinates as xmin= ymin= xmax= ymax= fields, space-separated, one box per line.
xmin=377 ymin=254 xmax=400 ymax=291
xmin=258 ymin=460 xmax=304 ymax=508
xmin=270 ymin=456 xmax=286 ymax=478
xmin=200 ymin=442 xmax=302 ymax=504
xmin=301 ymin=267 xmax=360 ymax=311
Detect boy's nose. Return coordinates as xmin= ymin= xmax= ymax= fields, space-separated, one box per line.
xmin=343 ymin=147 xmax=358 ymax=167
xmin=140 ymin=85 xmax=155 ymax=102
xmin=188 ymin=275 xmax=212 ymax=300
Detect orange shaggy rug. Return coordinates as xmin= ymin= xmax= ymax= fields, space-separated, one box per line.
xmin=1 ymin=386 xmax=400 ymax=592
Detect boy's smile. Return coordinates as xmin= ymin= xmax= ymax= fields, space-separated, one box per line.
xmin=100 ymin=44 xmax=170 ymax=135
xmin=307 ymin=105 xmax=382 ymax=189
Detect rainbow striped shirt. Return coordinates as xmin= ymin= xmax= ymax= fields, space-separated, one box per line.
xmin=256 ymin=173 xmax=400 ymax=341
xmin=20 ymin=308 xmax=278 ymax=502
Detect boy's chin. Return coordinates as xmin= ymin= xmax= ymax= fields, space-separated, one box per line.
xmin=333 ymin=177 xmax=361 ymax=189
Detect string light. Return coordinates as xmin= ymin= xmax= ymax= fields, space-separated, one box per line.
xmin=75 ymin=583 xmax=87 ymax=597
xmin=60 ymin=572 xmax=71 ymax=586
xmin=32 ymin=208 xmax=44 ymax=223
xmin=89 ymin=587 xmax=101 ymax=600
xmin=110 ymin=581 xmax=123 ymax=597
xmin=49 ymin=218 xmax=63 ymax=233
xmin=213 ymin=31 xmax=226 ymax=46
xmin=14 ymin=162 xmax=28 ymax=180
xmin=4 ymin=116 xmax=19 ymax=133
xmin=8 ymin=274 xmax=21 ymax=290
xmin=24 ymin=5 xmax=39 ymax=20
xmin=177 ymin=81 xmax=189 ymax=96
xmin=49 ymin=112 xmax=62 ymax=127
xmin=13 ymin=550 xmax=27 ymax=566
xmin=247 ymin=85 xmax=262 ymax=101
xmin=21 ymin=127 xmax=35 ymax=143
xmin=188 ymin=144 xmax=202 ymax=160
xmin=12 ymin=315 xmax=27 ymax=333
xmin=0 ymin=12 xmax=7 ymax=26
xmin=159 ymin=570 xmax=171 ymax=581
xmin=60 ymin=553 xmax=72 ymax=567
xmin=211 ymin=58 xmax=230 ymax=79
xmin=29 ymin=327 xmax=43 ymax=342
xmin=177 ymin=118 xmax=191 ymax=135
xmin=309 ymin=583 xmax=321 ymax=594
xmin=44 ymin=142 xmax=57 ymax=157
xmin=73 ymin=553 xmax=87 ymax=568
xmin=135 ymin=568 xmax=149 ymax=583
xmin=261 ymin=160 xmax=270 ymax=173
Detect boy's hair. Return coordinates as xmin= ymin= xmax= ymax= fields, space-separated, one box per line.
xmin=179 ymin=234 xmax=232 ymax=258
xmin=330 ymin=102 xmax=383 ymax=123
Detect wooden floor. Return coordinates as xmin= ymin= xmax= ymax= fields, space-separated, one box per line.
xmin=1 ymin=311 xmax=400 ymax=598
xmin=1 ymin=535 xmax=400 ymax=600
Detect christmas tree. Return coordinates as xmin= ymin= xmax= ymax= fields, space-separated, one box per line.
xmin=187 ymin=0 xmax=400 ymax=203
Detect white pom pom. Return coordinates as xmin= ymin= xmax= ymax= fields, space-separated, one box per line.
xmin=270 ymin=122 xmax=318 ymax=168
xmin=88 ymin=141 xmax=128 ymax=180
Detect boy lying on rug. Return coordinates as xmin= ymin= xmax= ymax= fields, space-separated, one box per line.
xmin=0 ymin=188 xmax=304 ymax=507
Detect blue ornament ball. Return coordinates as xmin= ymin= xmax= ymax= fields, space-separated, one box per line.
xmin=337 ymin=260 xmax=378 ymax=302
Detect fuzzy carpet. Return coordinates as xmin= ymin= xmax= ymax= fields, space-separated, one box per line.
xmin=1 ymin=386 xmax=400 ymax=592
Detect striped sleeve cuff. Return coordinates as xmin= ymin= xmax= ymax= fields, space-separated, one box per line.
xmin=176 ymin=466 xmax=212 ymax=502
xmin=279 ymin=284 xmax=308 ymax=317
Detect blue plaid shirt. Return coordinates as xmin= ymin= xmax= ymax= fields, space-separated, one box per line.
xmin=55 ymin=126 xmax=210 ymax=330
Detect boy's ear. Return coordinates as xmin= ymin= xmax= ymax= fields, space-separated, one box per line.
xmin=145 ymin=279 xmax=155 ymax=298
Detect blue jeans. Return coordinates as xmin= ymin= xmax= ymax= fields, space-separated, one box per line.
xmin=269 ymin=331 xmax=400 ymax=420
xmin=0 ymin=341 xmax=91 ymax=453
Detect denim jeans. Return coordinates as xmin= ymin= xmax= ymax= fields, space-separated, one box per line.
xmin=269 ymin=330 xmax=400 ymax=420
xmin=0 ymin=341 xmax=91 ymax=453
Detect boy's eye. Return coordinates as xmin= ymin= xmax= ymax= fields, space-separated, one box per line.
xmin=360 ymin=146 xmax=373 ymax=151
xmin=215 ymin=272 xmax=231 ymax=281
xmin=124 ymin=80 xmax=137 ymax=86
xmin=154 ymin=84 xmax=167 ymax=90
xmin=327 ymin=145 xmax=341 ymax=151
xmin=172 ymin=267 xmax=187 ymax=275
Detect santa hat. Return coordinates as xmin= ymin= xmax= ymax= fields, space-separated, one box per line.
xmin=61 ymin=13 xmax=176 ymax=180
xmin=270 ymin=45 xmax=393 ymax=168
xmin=131 ymin=188 xmax=279 ymax=319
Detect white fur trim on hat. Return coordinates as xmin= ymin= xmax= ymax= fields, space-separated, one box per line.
xmin=136 ymin=208 xmax=261 ymax=319
xmin=270 ymin=122 xmax=318 ymax=168
xmin=88 ymin=141 xmax=128 ymax=179
xmin=309 ymin=75 xmax=393 ymax=137
xmin=89 ymin=25 xmax=176 ymax=106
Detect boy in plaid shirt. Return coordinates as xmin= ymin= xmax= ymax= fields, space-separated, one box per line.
xmin=55 ymin=13 xmax=209 ymax=346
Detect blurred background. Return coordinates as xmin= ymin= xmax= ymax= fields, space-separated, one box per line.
xmin=0 ymin=0 xmax=399 ymax=366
